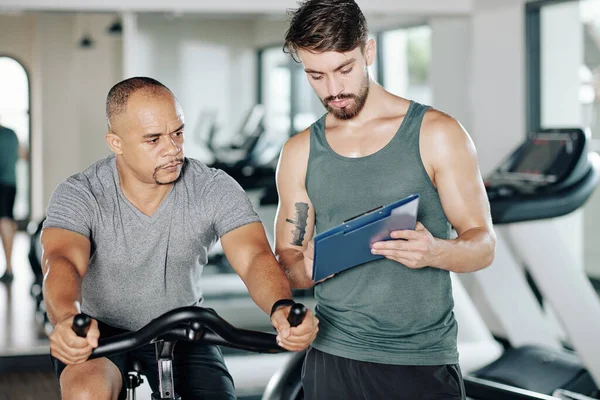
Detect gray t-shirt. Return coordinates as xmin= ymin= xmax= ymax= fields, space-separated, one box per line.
xmin=44 ymin=154 xmax=260 ymax=331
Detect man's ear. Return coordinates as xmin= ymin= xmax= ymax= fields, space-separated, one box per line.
xmin=105 ymin=131 xmax=124 ymax=155
xmin=364 ymin=38 xmax=376 ymax=67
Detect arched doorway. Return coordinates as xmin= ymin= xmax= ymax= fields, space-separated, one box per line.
xmin=0 ymin=56 xmax=30 ymax=226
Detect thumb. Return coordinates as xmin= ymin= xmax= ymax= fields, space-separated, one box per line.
xmin=415 ymin=221 xmax=425 ymax=231
xmin=272 ymin=310 xmax=291 ymax=340
xmin=87 ymin=319 xmax=100 ymax=348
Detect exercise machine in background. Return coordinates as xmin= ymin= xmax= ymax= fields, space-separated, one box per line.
xmin=465 ymin=128 xmax=600 ymax=399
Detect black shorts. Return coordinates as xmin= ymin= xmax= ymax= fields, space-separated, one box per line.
xmin=51 ymin=318 xmax=236 ymax=400
xmin=0 ymin=184 xmax=16 ymax=219
xmin=302 ymin=347 xmax=466 ymax=400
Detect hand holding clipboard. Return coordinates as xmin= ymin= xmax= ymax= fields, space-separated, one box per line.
xmin=311 ymin=194 xmax=420 ymax=282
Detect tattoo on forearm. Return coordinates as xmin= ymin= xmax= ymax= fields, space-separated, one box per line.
xmin=286 ymin=202 xmax=309 ymax=246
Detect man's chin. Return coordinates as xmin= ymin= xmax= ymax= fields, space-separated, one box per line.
xmin=329 ymin=107 xmax=359 ymax=120
xmin=154 ymin=169 xmax=182 ymax=185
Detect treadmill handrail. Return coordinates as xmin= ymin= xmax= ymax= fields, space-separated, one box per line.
xmin=464 ymin=376 xmax=562 ymax=400
xmin=88 ymin=306 xmax=284 ymax=359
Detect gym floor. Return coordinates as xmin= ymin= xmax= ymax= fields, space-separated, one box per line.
xmin=0 ymin=232 xmax=47 ymax=353
xmin=0 ymin=233 xmax=60 ymax=398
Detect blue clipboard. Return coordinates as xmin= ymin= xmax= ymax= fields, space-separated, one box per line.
xmin=312 ymin=194 xmax=420 ymax=282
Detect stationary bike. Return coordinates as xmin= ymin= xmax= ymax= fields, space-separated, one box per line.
xmin=72 ymin=304 xmax=307 ymax=400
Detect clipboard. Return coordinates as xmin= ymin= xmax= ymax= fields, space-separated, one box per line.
xmin=312 ymin=194 xmax=420 ymax=282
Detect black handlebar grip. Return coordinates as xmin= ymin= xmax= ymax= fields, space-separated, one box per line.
xmin=72 ymin=314 xmax=91 ymax=338
xmin=287 ymin=303 xmax=307 ymax=327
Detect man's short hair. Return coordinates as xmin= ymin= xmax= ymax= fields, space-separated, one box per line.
xmin=283 ymin=0 xmax=369 ymax=62
xmin=106 ymin=77 xmax=172 ymax=128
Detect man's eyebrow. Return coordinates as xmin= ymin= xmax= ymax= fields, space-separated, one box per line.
xmin=142 ymin=124 xmax=185 ymax=139
xmin=304 ymin=58 xmax=356 ymax=74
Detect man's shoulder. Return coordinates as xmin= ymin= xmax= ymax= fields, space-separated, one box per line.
xmin=180 ymin=157 xmax=229 ymax=196
xmin=0 ymin=126 xmax=18 ymax=141
xmin=423 ymin=107 xmax=456 ymax=124
xmin=419 ymin=108 xmax=475 ymax=166
xmin=57 ymin=155 xmax=115 ymax=195
xmin=281 ymin=127 xmax=311 ymax=159
xmin=421 ymin=108 xmax=467 ymax=142
xmin=180 ymin=158 xmax=255 ymax=208
xmin=181 ymin=157 xmax=217 ymax=183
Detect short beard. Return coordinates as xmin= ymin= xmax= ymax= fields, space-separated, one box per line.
xmin=153 ymin=157 xmax=184 ymax=185
xmin=322 ymin=72 xmax=370 ymax=120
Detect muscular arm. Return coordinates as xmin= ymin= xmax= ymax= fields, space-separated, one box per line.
xmin=424 ymin=112 xmax=496 ymax=273
xmin=41 ymin=228 xmax=91 ymax=325
xmin=274 ymin=131 xmax=316 ymax=289
xmin=221 ymin=222 xmax=293 ymax=314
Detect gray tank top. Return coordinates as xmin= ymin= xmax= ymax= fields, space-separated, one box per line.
xmin=306 ymin=101 xmax=459 ymax=365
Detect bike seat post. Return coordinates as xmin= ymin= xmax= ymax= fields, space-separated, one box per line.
xmin=126 ymin=359 xmax=144 ymax=400
xmin=153 ymin=340 xmax=180 ymax=400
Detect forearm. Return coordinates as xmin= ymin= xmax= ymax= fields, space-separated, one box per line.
xmin=43 ymin=257 xmax=83 ymax=326
xmin=276 ymin=248 xmax=315 ymax=289
xmin=433 ymin=227 xmax=496 ymax=273
xmin=243 ymin=250 xmax=295 ymax=315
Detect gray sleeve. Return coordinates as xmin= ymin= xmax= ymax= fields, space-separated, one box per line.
xmin=43 ymin=178 xmax=93 ymax=239
xmin=205 ymin=170 xmax=261 ymax=238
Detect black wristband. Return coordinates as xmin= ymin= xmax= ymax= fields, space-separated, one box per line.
xmin=270 ymin=299 xmax=296 ymax=317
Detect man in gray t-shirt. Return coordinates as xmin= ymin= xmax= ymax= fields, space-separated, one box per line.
xmin=42 ymin=77 xmax=319 ymax=400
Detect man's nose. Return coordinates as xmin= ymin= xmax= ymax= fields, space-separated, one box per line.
xmin=327 ymin=77 xmax=344 ymax=98
xmin=163 ymin=136 xmax=181 ymax=156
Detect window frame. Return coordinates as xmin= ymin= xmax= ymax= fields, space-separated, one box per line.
xmin=525 ymin=0 xmax=581 ymax=132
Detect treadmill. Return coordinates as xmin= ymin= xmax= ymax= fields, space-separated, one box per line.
xmin=464 ymin=127 xmax=600 ymax=400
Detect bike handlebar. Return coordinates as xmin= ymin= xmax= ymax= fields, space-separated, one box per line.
xmin=72 ymin=303 xmax=307 ymax=359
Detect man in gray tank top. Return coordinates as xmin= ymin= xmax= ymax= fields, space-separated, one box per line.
xmin=42 ymin=77 xmax=319 ymax=400
xmin=274 ymin=1 xmax=496 ymax=399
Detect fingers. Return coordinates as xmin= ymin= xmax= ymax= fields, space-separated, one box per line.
xmin=389 ymin=229 xmax=421 ymax=240
xmin=375 ymin=222 xmax=426 ymax=243
xmin=50 ymin=332 xmax=95 ymax=364
xmin=271 ymin=308 xmax=292 ymax=340
xmin=371 ymin=238 xmax=421 ymax=252
xmin=50 ymin=317 xmax=97 ymax=365
xmin=371 ymin=249 xmax=422 ymax=268
xmin=304 ymin=240 xmax=315 ymax=258
xmin=304 ymin=255 xmax=315 ymax=281
xmin=275 ymin=311 xmax=319 ymax=352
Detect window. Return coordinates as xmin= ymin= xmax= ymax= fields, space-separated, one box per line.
xmin=0 ymin=56 xmax=30 ymax=224
xmin=260 ymin=46 xmax=292 ymax=137
xmin=528 ymin=0 xmax=600 ymax=136
xmin=380 ymin=26 xmax=432 ymax=105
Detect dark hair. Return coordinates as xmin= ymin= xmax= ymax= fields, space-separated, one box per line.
xmin=283 ymin=0 xmax=368 ymax=62
xmin=106 ymin=76 xmax=172 ymax=128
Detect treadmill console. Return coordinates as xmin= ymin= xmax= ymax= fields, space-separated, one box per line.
xmin=485 ymin=128 xmax=587 ymax=196
xmin=484 ymin=128 xmax=598 ymax=224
